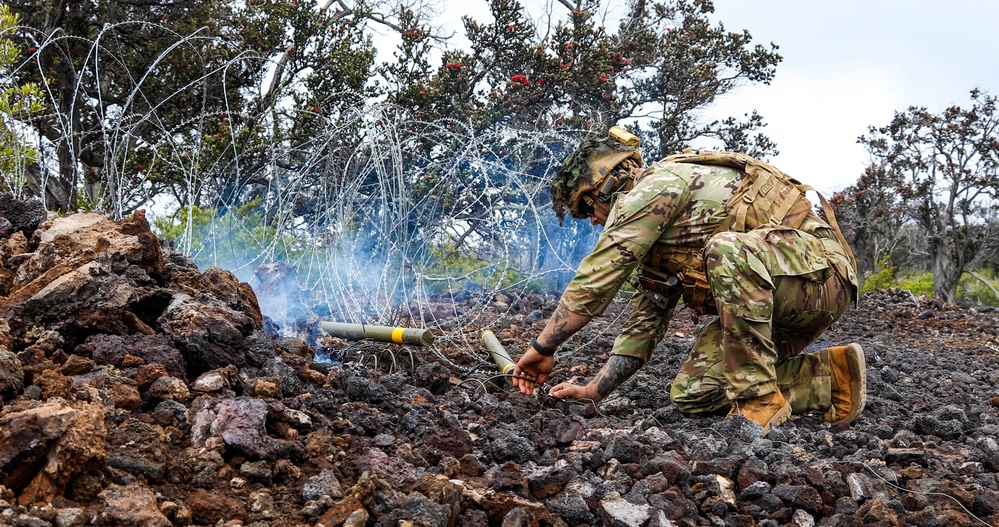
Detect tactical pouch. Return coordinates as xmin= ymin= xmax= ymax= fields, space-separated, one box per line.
xmin=676 ymin=265 xmax=718 ymax=317
xmin=635 ymin=267 xmax=682 ymax=300
xmin=643 ymin=245 xmax=719 ymax=318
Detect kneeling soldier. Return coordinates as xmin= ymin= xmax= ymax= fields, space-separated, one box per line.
xmin=513 ymin=126 xmax=866 ymax=435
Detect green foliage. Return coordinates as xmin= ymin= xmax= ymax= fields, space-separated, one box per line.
xmin=958 ymin=269 xmax=999 ymax=306
xmin=894 ymin=271 xmax=934 ymax=297
xmin=0 ymin=5 xmax=45 ymax=197
xmin=863 ymin=265 xmax=999 ymax=307
xmin=153 ymin=198 xmax=294 ymax=276
xmin=860 ymin=253 xmax=896 ymax=294
xmin=153 ymin=205 xmax=215 ymax=246
xmin=419 ymin=245 xmax=543 ymax=294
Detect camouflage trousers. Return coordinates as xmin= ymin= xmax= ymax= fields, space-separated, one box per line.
xmin=669 ymin=227 xmax=854 ymax=415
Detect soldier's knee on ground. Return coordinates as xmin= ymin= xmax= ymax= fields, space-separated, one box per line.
xmin=669 ymin=376 xmax=730 ymax=415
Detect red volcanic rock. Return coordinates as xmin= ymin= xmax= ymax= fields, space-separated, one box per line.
xmin=0 ymin=201 xmax=996 ymax=527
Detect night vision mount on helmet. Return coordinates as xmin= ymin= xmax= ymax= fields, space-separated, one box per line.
xmin=550 ymin=126 xmax=644 ymax=225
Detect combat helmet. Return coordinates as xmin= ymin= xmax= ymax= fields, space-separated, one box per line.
xmin=550 ymin=126 xmax=644 ymax=225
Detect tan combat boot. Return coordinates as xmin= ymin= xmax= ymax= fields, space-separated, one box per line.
xmin=823 ymin=343 xmax=867 ymax=425
xmin=728 ymin=388 xmax=792 ymax=436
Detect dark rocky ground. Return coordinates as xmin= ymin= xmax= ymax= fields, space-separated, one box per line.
xmin=1 ymin=204 xmax=998 ymax=527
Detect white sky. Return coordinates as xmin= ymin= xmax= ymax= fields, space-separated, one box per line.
xmin=705 ymin=0 xmax=999 ymax=194
xmin=422 ymin=1 xmax=999 ymax=195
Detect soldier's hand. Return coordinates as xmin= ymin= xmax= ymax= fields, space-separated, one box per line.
xmin=548 ymin=382 xmax=601 ymax=402
xmin=512 ymin=348 xmax=554 ymax=395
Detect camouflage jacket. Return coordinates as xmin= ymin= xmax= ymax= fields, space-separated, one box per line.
xmin=559 ymin=161 xmax=858 ymax=362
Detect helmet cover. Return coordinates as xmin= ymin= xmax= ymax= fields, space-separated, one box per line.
xmin=550 ymin=129 xmax=643 ymax=224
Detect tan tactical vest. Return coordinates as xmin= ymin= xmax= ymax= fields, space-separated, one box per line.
xmin=637 ymin=151 xmax=856 ymax=316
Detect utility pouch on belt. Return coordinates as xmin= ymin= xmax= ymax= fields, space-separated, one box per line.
xmin=642 ymin=245 xmax=720 ymax=318
xmin=675 ymin=266 xmax=717 ymax=317
xmin=630 ymin=267 xmax=683 ymax=311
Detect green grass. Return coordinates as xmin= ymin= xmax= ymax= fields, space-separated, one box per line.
xmin=869 ymin=268 xmax=999 ymax=306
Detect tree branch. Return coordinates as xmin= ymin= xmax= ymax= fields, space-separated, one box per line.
xmin=555 ymin=0 xmax=577 ymax=12
xmin=968 ymin=271 xmax=999 ymax=302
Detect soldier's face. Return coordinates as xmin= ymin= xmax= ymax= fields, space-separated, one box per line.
xmin=584 ymin=195 xmax=611 ymax=226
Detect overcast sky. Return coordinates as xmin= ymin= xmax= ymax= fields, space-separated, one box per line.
xmin=427 ymin=1 xmax=999 ymax=194
xmin=706 ymin=0 xmax=999 ymax=194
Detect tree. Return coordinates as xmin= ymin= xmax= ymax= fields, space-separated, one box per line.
xmin=829 ymin=163 xmax=906 ymax=279
xmin=0 ymin=5 xmax=46 ymax=197
xmin=6 ymin=0 xmax=260 ymax=214
xmin=370 ymin=0 xmax=783 ymax=279
xmin=609 ymin=0 xmax=781 ymax=157
xmin=6 ymin=0 xmax=383 ymax=217
xmin=382 ymin=0 xmax=781 ymax=150
xmin=859 ymin=89 xmax=999 ymax=303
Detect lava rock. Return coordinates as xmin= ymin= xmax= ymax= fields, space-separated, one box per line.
xmin=97 ymin=483 xmax=171 ymax=527
xmin=357 ymin=448 xmax=418 ymax=493
xmin=0 ymin=350 xmax=24 ymax=401
xmin=106 ymin=456 xmax=165 ymax=482
xmin=187 ymin=489 xmax=247 ymax=525
xmin=379 ymin=492 xmax=454 ymax=527
xmin=913 ymin=415 xmax=963 ymax=440
xmin=302 ymin=469 xmax=344 ymax=501
xmin=544 ymin=495 xmax=594 ymax=525
xmin=526 ymin=462 xmax=575 ymax=500
xmin=0 ymin=196 xmax=46 ymax=236
xmin=152 ymin=400 xmax=187 ymax=427
xmin=76 ymin=334 xmax=186 ymax=379
xmin=207 ymin=396 xmax=300 ymax=459
xmin=771 ymin=484 xmax=822 ymax=514
xmin=0 ymin=399 xmax=106 ymax=504
xmin=739 ymin=481 xmax=772 ymax=500
xmin=414 ymin=362 xmax=451 ymax=395
xmin=605 ymin=436 xmax=643 ymax=464
xmin=599 ymin=493 xmax=651 ymax=527
xmin=487 ymin=427 xmax=537 ymax=464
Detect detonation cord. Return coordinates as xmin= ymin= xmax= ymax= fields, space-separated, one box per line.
xmin=647 ymin=407 xmax=993 ymax=526
xmin=860 ymin=462 xmax=993 ymax=527
xmin=445 ymin=337 xmax=994 ymax=527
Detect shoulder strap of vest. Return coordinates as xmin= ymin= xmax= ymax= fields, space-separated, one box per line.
xmin=664 ymin=150 xmax=857 ymax=268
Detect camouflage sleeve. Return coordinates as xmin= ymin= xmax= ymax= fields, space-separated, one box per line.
xmin=557 ymin=224 xmax=648 ymax=316
xmin=611 ymin=292 xmax=677 ymax=363
xmin=559 ymin=167 xmax=689 ymax=316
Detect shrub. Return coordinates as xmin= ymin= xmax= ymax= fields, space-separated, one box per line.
xmin=959 ymin=269 xmax=999 ymax=307
xmin=418 ymin=245 xmax=543 ymax=294
xmin=861 ymin=253 xmax=896 ymax=294
xmin=895 ymin=271 xmax=934 ymax=297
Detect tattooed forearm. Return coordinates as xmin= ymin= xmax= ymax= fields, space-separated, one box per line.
xmin=539 ymin=304 xmax=592 ymax=348
xmin=548 ymin=304 xmax=575 ymax=344
xmin=592 ymin=355 xmax=643 ymax=399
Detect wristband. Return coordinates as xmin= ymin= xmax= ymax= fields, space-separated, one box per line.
xmin=531 ymin=338 xmax=558 ymax=356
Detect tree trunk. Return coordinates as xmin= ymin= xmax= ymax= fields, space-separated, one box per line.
xmin=24 ymin=157 xmax=73 ymax=212
xmin=931 ymin=236 xmax=959 ymax=304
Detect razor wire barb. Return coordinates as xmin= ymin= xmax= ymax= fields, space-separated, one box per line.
xmin=2 ymin=22 xmax=611 ymax=369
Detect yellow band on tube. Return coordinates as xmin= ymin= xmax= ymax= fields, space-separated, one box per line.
xmin=502 ymin=363 xmax=515 ymax=375
xmin=391 ymin=327 xmax=405 ymax=344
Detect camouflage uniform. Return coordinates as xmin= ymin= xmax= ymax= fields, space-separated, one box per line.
xmin=559 ymin=160 xmax=858 ymax=414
